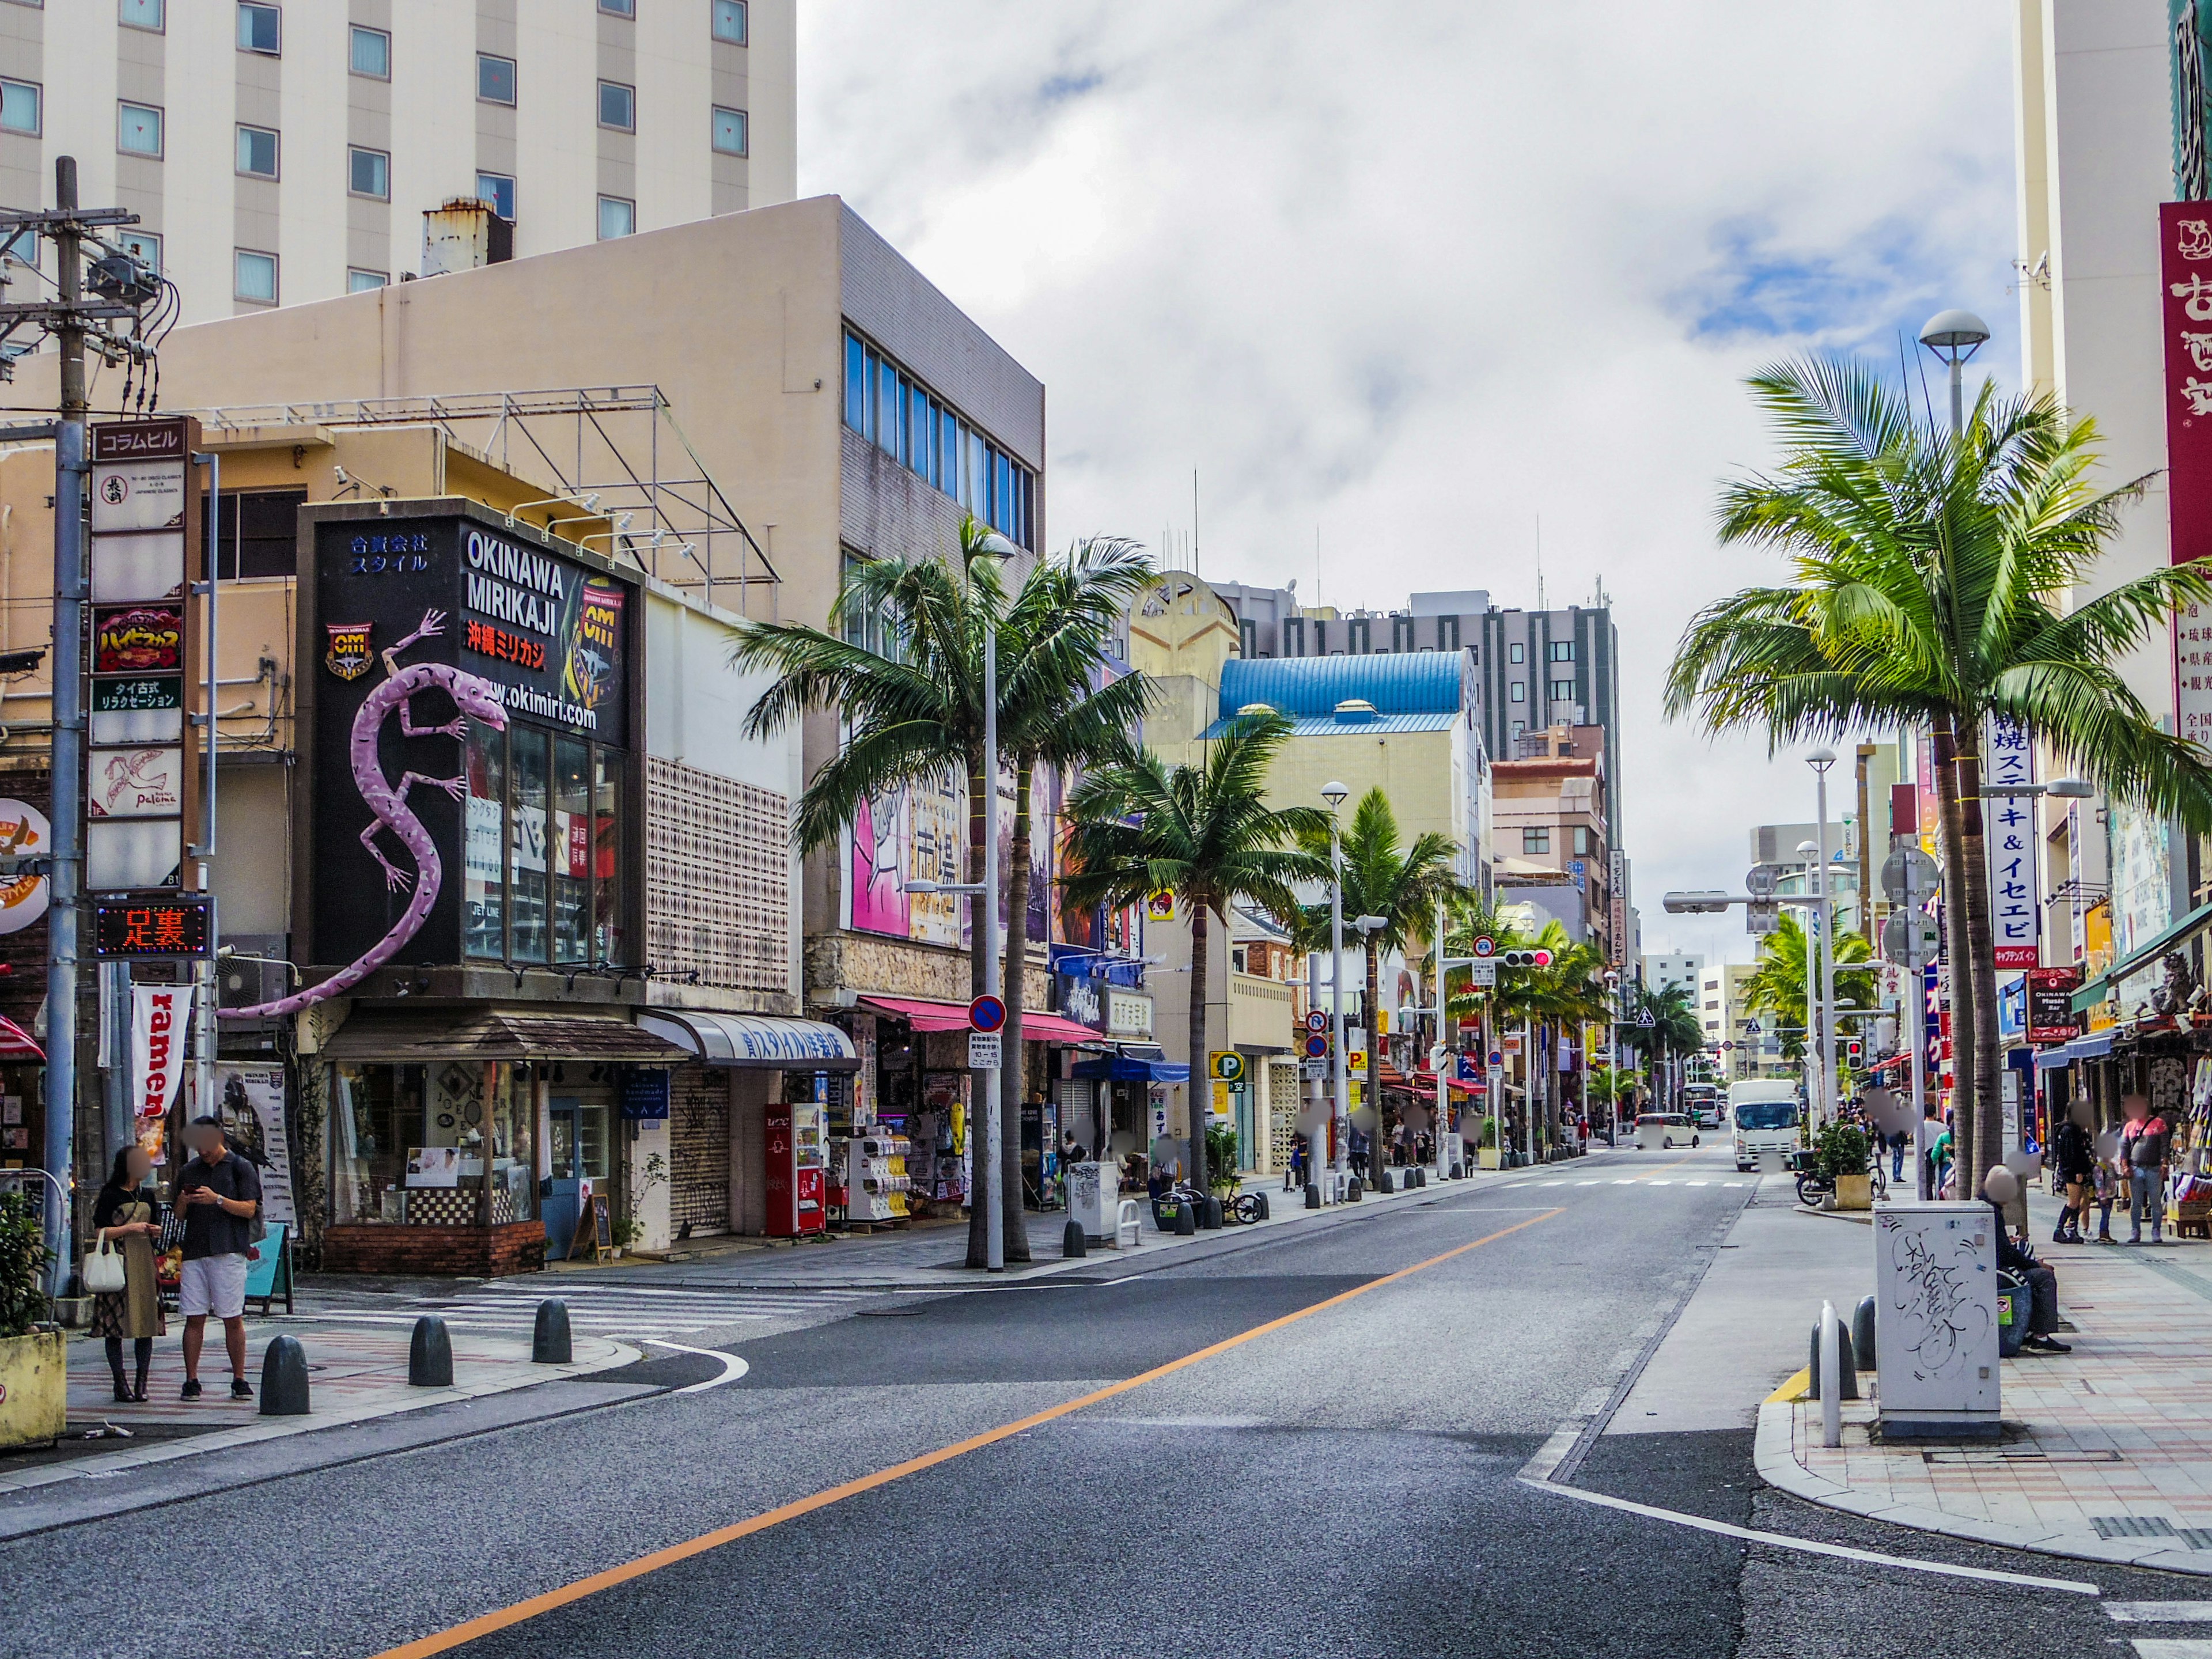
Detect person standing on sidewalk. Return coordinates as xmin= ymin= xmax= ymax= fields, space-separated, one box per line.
xmin=2053 ymin=1105 xmax=2094 ymax=1244
xmin=2119 ymin=1093 xmax=2171 ymax=1246
xmin=1915 ymin=1099 xmax=1944 ymax=1200
xmin=89 ymin=1145 xmax=165 ymax=1402
xmin=175 ymin=1116 xmax=263 ymax=1401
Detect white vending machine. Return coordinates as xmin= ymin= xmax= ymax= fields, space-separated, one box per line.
xmin=1874 ymin=1201 xmax=2000 ymax=1437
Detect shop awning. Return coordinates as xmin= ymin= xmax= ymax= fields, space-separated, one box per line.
xmin=636 ymin=1009 xmax=859 ymax=1072
xmin=2036 ymin=1031 xmax=2116 ymax=1070
xmin=857 ymin=996 xmax=1105 ymax=1046
xmin=0 ymin=1015 xmax=41 ymax=1060
xmin=320 ymin=1008 xmax=691 ymax=1064
xmin=1070 ymin=1052 xmax=1192 ymax=1084
xmin=2072 ymin=898 xmax=2212 ymax=1014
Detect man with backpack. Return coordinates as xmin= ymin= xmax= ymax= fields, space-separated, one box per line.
xmin=175 ymin=1114 xmax=263 ymax=1402
xmin=2119 ymin=1093 xmax=2171 ymax=1247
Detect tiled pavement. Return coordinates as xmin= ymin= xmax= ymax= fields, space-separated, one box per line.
xmin=1758 ymin=1217 xmax=2212 ymax=1574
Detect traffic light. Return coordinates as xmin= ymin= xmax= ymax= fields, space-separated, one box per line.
xmin=1844 ymin=1037 xmax=1863 ymax=1065
xmin=1499 ymin=948 xmax=1554 ymax=968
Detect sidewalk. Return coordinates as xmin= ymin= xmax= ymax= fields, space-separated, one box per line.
xmin=1756 ymin=1190 xmax=2212 ymax=1574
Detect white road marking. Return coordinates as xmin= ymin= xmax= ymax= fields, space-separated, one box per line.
xmin=1647 ymin=1180 xmax=1674 ymax=1186
xmin=1577 ymin=1180 xmax=1601 ymax=1186
xmin=1612 ymin=1180 xmax=1637 ymax=1186
xmin=2127 ymin=1642 xmax=2212 ymax=1657
xmin=1517 ymin=1477 xmax=2100 ymax=1596
xmin=2108 ymin=1605 xmax=2212 ymax=1623
xmin=1685 ymin=1181 xmax=1709 ymax=1187
xmin=641 ymin=1338 xmax=750 ymax=1393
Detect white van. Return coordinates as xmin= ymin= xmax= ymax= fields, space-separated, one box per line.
xmin=1729 ymin=1081 xmax=1802 ymax=1172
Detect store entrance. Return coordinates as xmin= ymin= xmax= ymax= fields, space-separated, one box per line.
xmin=545 ymin=1098 xmax=610 ymax=1258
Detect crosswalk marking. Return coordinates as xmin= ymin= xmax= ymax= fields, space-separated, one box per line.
xmin=1612 ymin=1180 xmax=1635 ymax=1185
xmin=2125 ymin=1641 xmax=2212 ymax=1657
xmin=2108 ymin=1605 xmax=2212 ymax=1623
xmin=1685 ymin=1181 xmax=1709 ymax=1187
xmin=1647 ymin=1180 xmax=1673 ymax=1186
xmin=280 ymin=1282 xmax=874 ymax=1342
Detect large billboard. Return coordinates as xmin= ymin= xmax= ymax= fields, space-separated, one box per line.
xmin=304 ymin=508 xmax=635 ymax=972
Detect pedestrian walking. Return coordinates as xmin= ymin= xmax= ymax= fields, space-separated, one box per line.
xmin=175 ymin=1115 xmax=263 ymax=1402
xmin=1285 ymin=1132 xmax=1308 ymax=1191
xmin=2052 ymin=1104 xmax=2094 ymax=1244
xmin=89 ymin=1145 xmax=165 ymax=1403
xmin=1914 ymin=1100 xmax=1944 ymax=1200
xmin=1889 ymin=1128 xmax=1907 ymax=1185
xmin=2119 ymin=1093 xmax=2171 ymax=1245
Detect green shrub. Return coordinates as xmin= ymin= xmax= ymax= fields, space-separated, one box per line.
xmin=0 ymin=1190 xmax=50 ymax=1338
xmin=1204 ymin=1123 xmax=1241 ymax=1192
xmin=1813 ymin=1120 xmax=1871 ymax=1182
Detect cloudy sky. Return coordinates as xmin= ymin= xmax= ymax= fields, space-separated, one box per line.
xmin=797 ymin=2 xmax=2020 ymax=967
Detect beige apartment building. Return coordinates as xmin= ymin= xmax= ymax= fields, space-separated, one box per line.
xmin=0 ymin=0 xmax=794 ymax=319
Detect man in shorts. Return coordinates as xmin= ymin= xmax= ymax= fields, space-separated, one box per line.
xmin=176 ymin=1115 xmax=263 ymax=1401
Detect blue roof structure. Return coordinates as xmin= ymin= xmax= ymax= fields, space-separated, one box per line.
xmin=1202 ymin=653 xmax=1467 ymax=738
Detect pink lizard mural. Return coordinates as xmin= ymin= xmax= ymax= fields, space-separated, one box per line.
xmin=222 ymin=608 xmax=508 ymax=1019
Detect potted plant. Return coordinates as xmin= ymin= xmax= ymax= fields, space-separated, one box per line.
xmin=0 ymin=1190 xmax=63 ymax=1449
xmin=1203 ymin=1124 xmax=1241 ymax=1196
xmin=1816 ymin=1122 xmax=1873 ymax=1211
xmin=1476 ymin=1116 xmax=1501 ymax=1171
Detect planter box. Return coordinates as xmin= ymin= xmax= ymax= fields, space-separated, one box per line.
xmin=1834 ymin=1172 xmax=1873 ymax=1211
xmin=320 ymin=1221 xmax=546 ymax=1278
xmin=0 ymin=1329 xmax=66 ymax=1450
xmin=1478 ymin=1148 xmax=1501 ymax=1170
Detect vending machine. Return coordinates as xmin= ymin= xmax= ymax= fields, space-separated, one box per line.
xmin=766 ymin=1088 xmax=828 ymax=1237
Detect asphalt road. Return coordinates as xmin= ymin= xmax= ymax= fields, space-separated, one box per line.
xmin=5 ymin=1145 xmax=2207 ymax=1658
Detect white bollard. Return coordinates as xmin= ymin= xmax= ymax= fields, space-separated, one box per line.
xmin=1819 ymin=1298 xmax=1843 ymax=1449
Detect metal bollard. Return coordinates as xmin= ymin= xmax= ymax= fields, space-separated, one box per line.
xmin=1255 ymin=1192 xmax=1271 ymax=1221
xmin=1853 ymin=1295 xmax=1877 ymax=1371
xmin=533 ymin=1298 xmax=573 ymax=1364
xmin=1805 ymin=1315 xmax=1860 ymax=1402
xmin=1347 ymin=1177 xmax=1363 ymax=1202
xmin=1304 ymin=1182 xmax=1321 ymax=1210
xmin=260 ymin=1334 xmax=310 ymax=1416
xmin=1173 ymin=1200 xmax=1196 ymax=1237
xmin=1819 ymin=1302 xmax=1842 ymax=1448
xmin=1063 ymin=1219 xmax=1087 ymax=1259
xmin=408 ymin=1315 xmax=454 ymax=1388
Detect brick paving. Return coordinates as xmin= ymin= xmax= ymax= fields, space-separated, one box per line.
xmin=1760 ymin=1223 xmax=2212 ymax=1573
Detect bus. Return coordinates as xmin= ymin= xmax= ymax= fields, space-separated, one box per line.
xmin=1681 ymin=1083 xmax=1723 ymax=1131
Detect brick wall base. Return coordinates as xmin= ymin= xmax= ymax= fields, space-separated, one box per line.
xmin=321 ymin=1222 xmax=547 ymax=1278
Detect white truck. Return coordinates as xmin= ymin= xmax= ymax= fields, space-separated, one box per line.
xmin=1728 ymin=1080 xmax=1803 ymax=1172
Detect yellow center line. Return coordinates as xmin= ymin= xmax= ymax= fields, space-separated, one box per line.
xmin=374 ymin=1207 xmax=1562 ymax=1658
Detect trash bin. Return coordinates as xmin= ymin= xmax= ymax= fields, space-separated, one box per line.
xmin=1997 ymin=1281 xmax=2028 ymax=1359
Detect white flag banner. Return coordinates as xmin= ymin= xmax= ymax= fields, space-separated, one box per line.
xmin=131 ymin=983 xmax=192 ymax=1161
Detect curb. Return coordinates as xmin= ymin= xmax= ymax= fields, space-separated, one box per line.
xmin=1753 ymin=1397 xmax=2212 ymax=1577
xmin=0 ymin=1336 xmax=641 ymax=1501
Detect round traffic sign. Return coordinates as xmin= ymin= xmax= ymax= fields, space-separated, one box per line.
xmin=968 ymin=994 xmax=1007 ymax=1033
xmin=1472 ymin=936 xmax=1495 ymax=958
xmin=1487 ymin=1050 xmax=1503 ymax=1067
xmin=1302 ymin=1033 xmax=1329 ymax=1059
xmin=1304 ymin=1009 xmax=1329 ymax=1033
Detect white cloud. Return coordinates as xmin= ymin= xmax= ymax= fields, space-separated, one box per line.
xmin=799 ymin=2 xmax=2017 ymax=962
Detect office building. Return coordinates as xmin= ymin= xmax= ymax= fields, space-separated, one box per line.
xmin=1700 ymin=964 xmax=1786 ymax=1081
xmin=0 ymin=0 xmax=794 ymax=322
xmin=1643 ymin=953 xmax=1703 ymax=998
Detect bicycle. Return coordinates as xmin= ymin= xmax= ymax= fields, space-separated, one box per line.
xmin=1794 ymin=1150 xmax=1887 ymax=1208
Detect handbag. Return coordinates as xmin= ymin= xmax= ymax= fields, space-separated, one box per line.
xmin=82 ymin=1234 xmax=127 ymax=1295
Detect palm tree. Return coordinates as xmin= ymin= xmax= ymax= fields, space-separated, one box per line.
xmin=731 ymin=519 xmax=1151 ymax=1266
xmin=1473 ymin=918 xmax=1608 ymax=1157
xmin=1061 ymin=712 xmax=1328 ymax=1200
xmin=1298 ymin=789 xmax=1463 ymax=1188
xmin=1740 ymin=913 xmax=1878 ymax=1066
xmin=1666 ymin=358 xmax=2212 ymax=1200
xmin=1631 ymin=982 xmax=1705 ymax=1109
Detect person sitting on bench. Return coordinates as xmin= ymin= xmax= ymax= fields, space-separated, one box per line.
xmin=1983 ymin=1165 xmax=2070 ymax=1354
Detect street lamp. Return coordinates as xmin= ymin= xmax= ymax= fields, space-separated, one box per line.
xmin=1918 ymin=309 xmax=1990 ymax=438
xmin=1321 ymin=782 xmax=1350 ymax=1204
xmin=1603 ymin=969 xmax=1620 ymax=1149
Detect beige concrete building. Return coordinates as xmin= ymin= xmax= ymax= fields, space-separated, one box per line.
xmin=0 ymin=0 xmax=794 ymax=319
xmin=1489 ymin=724 xmax=1609 ymax=955
xmin=1700 ymin=963 xmax=1786 ymax=1081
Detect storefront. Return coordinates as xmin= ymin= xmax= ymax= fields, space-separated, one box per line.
xmin=317 ymin=1007 xmax=688 ymax=1275
xmin=1068 ymin=1050 xmax=1190 ymax=1189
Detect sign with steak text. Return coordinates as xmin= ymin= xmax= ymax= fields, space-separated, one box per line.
xmin=1982 ymin=717 xmax=2040 ymax=969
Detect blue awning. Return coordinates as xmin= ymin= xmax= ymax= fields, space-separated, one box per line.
xmin=1070 ymin=1054 xmax=1191 ymax=1084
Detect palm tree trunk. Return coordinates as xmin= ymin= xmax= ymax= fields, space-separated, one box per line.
xmin=1366 ymin=944 xmax=1384 ymax=1187
xmin=999 ymin=756 xmax=1035 ymax=1262
xmin=1187 ymin=900 xmax=1211 ymax=1199
xmin=1931 ymin=722 xmax=1978 ymax=1202
xmin=1953 ymin=722 xmax=2005 ymax=1202
xmin=964 ymin=753 xmax=991 ymax=1268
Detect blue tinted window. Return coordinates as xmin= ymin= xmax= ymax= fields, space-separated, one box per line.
xmin=911 ymin=386 xmax=933 ymax=480
xmin=967 ymin=431 xmax=984 ymax=513
xmin=994 ymin=452 xmax=1013 ymax=533
xmin=844 ymin=335 xmax=866 ymax=435
xmin=878 ymin=368 xmax=899 ymax=459
xmin=476 ymin=172 xmax=516 ymax=220
xmin=940 ymin=410 xmax=959 ymax=496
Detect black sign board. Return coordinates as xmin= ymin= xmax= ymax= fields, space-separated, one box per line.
xmin=2027 ymin=967 xmax=2082 ymax=1046
xmin=304 ymin=509 xmax=637 ymax=972
xmin=619 ymin=1069 xmax=671 ymax=1120
xmin=92 ymin=895 xmax=211 ymax=959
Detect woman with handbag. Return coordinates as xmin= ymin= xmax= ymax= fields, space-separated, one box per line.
xmin=88 ymin=1145 xmax=165 ymax=1402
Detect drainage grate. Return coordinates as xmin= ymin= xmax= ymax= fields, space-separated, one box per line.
xmin=2094 ymin=1516 xmax=2179 ymax=1540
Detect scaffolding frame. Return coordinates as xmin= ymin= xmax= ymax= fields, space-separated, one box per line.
xmin=190 ymin=385 xmax=779 ymax=618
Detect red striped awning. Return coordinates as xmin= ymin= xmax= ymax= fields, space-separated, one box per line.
xmin=856 ymin=997 xmax=1105 ymax=1046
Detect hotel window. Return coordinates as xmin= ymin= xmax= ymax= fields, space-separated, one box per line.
xmin=236 ymin=2 xmax=280 ymax=55
xmin=596 ymin=195 xmax=635 ymax=240
xmin=1523 ymin=828 xmax=1550 ymax=855
xmin=1573 ymin=826 xmax=1592 ymax=855
xmin=120 ymin=0 xmax=163 ymax=29
xmin=0 ymin=78 xmax=37 ymax=137
xmin=478 ymin=54 xmax=516 ymax=107
xmin=844 ymin=335 xmax=868 ymax=437
xmin=234 ymin=249 xmax=277 ymax=304
xmin=1550 ymin=641 xmax=1575 ymax=661
xmin=1509 ymin=681 xmax=1525 ymax=703
xmin=350 ymin=25 xmax=388 ymax=79
xmin=348 ymin=146 xmax=389 ymax=200
xmin=119 ymin=230 xmax=160 ymax=275
xmin=348 ymin=268 xmax=387 ymax=293
xmin=713 ymin=0 xmax=747 ymax=43
xmin=1509 ymin=642 xmax=1524 ymax=664
xmin=598 ymin=80 xmax=635 ymax=133
xmin=236 ymin=124 xmax=279 ymax=180
xmin=476 ymin=172 xmax=516 ymax=221
xmin=712 ymin=105 xmax=748 ymax=157
xmin=1550 ymin=679 xmax=1575 ymax=702
xmin=118 ymin=102 xmax=163 ymax=158
xmin=877 ymin=365 xmax=902 ymax=460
